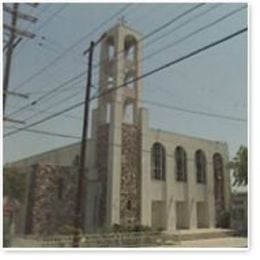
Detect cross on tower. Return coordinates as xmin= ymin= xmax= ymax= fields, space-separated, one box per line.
xmin=118 ymin=16 xmax=127 ymax=25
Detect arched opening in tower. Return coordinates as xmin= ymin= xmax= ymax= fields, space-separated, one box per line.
xmin=124 ymin=34 xmax=137 ymax=62
xmin=123 ymin=100 xmax=134 ymax=124
xmin=106 ymin=36 xmax=115 ymax=61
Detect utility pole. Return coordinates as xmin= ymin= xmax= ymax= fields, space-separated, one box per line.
xmin=3 ymin=3 xmax=19 ymax=113
xmin=72 ymin=32 xmax=106 ymax=247
xmin=72 ymin=41 xmax=95 ymax=247
xmin=3 ymin=3 xmax=38 ymax=114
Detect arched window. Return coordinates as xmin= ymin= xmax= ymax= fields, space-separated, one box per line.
xmin=124 ymin=72 xmax=135 ymax=89
xmin=175 ymin=146 xmax=187 ymax=182
xmin=107 ymin=76 xmax=114 ymax=89
xmin=107 ymin=36 xmax=115 ymax=61
xmin=124 ymin=35 xmax=137 ymax=61
xmin=213 ymin=153 xmax=224 ymax=181
xmin=195 ymin=150 xmax=207 ymax=183
xmin=123 ymin=101 xmax=134 ymax=124
xmin=151 ymin=142 xmax=166 ymax=180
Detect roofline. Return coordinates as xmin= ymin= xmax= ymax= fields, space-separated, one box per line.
xmin=7 ymin=139 xmax=91 ymax=165
xmin=149 ymin=127 xmax=227 ymax=146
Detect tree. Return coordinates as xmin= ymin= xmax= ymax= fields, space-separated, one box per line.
xmin=230 ymin=146 xmax=248 ymax=186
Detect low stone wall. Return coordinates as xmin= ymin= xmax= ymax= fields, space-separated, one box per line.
xmin=27 ymin=164 xmax=78 ymax=236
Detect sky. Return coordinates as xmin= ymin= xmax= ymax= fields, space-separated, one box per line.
xmin=3 ymin=2 xmax=248 ymax=164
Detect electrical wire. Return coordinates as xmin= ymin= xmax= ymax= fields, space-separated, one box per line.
xmin=5 ymin=125 xmax=81 ymax=140
xmin=11 ymin=3 xmax=133 ymax=92
xmin=95 ymin=4 xmax=247 ymax=92
xmin=7 ymin=3 xmax=208 ymax=118
xmin=6 ymin=6 xmax=247 ymax=126
xmin=141 ymin=99 xmax=246 ymax=123
xmin=3 ymin=124 xmax=227 ymax=163
xmin=91 ymin=3 xmax=207 ymax=72
xmin=6 ymin=103 xmax=82 ymax=121
xmin=12 ymin=3 xmax=54 ymax=57
xmin=4 ymin=27 xmax=247 ymax=138
xmin=7 ymin=71 xmax=86 ymax=117
xmin=142 ymin=4 xmax=247 ymax=64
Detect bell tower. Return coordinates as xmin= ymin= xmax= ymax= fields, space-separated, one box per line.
xmin=97 ymin=21 xmax=142 ymax=125
xmin=93 ymin=22 xmax=143 ymax=228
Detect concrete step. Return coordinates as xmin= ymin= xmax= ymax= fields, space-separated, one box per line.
xmin=164 ymin=229 xmax=236 ymax=241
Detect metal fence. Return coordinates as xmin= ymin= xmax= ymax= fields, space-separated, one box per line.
xmin=10 ymin=231 xmax=181 ymax=248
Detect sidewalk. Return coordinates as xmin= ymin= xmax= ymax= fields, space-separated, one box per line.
xmin=169 ymin=237 xmax=248 ymax=248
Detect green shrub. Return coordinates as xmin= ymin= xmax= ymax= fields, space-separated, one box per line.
xmin=216 ymin=211 xmax=230 ymax=228
xmin=112 ymin=223 xmax=124 ymax=232
xmin=112 ymin=223 xmax=152 ymax=233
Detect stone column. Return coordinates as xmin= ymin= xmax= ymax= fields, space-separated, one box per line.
xmin=165 ymin=143 xmax=176 ymax=232
xmin=223 ymin=145 xmax=231 ymax=212
xmin=207 ymin=157 xmax=216 ymax=228
xmin=187 ymin=152 xmax=197 ymax=229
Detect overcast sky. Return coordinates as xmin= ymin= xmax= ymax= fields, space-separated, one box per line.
xmin=3 ymin=2 xmax=247 ymax=163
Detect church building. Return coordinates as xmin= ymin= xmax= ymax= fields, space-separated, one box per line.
xmin=9 ymin=23 xmax=230 ymax=235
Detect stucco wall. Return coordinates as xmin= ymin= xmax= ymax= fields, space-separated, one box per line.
xmin=140 ymin=108 xmax=230 ymax=231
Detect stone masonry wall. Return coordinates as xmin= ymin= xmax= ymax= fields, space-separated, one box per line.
xmin=120 ymin=123 xmax=141 ymax=226
xmin=28 ymin=164 xmax=78 ymax=237
xmin=96 ymin=124 xmax=109 ymax=227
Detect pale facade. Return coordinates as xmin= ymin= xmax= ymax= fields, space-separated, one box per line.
xmin=9 ymin=23 xmax=230 ymax=234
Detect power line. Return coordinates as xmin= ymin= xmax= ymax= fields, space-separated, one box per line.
xmin=11 ymin=3 xmax=132 ymax=92
xmin=36 ymin=4 xmax=67 ymax=31
xmin=5 ymin=125 xmax=80 ymax=140
xmin=13 ymin=3 xmax=53 ymax=57
xmin=8 ymin=10 xmax=247 ymax=124
xmin=7 ymin=91 xmax=246 ymax=124
xmin=3 ymin=124 xmax=227 ymax=161
xmin=3 ymin=3 xmax=40 ymax=113
xmin=142 ymin=3 xmax=205 ymax=41
xmin=23 ymin=3 xmax=165 ymax=74
xmin=91 ymin=3 xmax=206 ymax=72
xmin=7 ymin=103 xmax=82 ymax=121
xmin=92 ymin=27 xmax=247 ymax=102
xmin=95 ymin=4 xmax=247 ymax=90
xmin=7 ymin=71 xmax=86 ymax=117
xmin=4 ymin=27 xmax=247 ymax=138
xmin=144 ymin=3 xmax=222 ymax=48
xmin=14 ymin=83 xmax=99 ymax=124
xmin=142 ymin=4 xmax=247 ymax=64
xmin=141 ymin=99 xmax=246 ymax=123
xmin=21 ymin=88 xmax=83 ymax=122
xmin=6 ymin=4 xmax=133 ymax=117
xmin=7 ymin=3 xmax=207 ymax=117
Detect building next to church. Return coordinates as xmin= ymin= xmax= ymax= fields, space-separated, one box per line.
xmin=9 ymin=23 xmax=231 ymax=235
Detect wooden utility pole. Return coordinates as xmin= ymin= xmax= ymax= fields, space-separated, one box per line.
xmin=72 ymin=41 xmax=95 ymax=247
xmin=3 ymin=3 xmax=19 ymax=113
xmin=3 ymin=3 xmax=38 ymax=114
xmin=72 ymin=32 xmax=106 ymax=247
